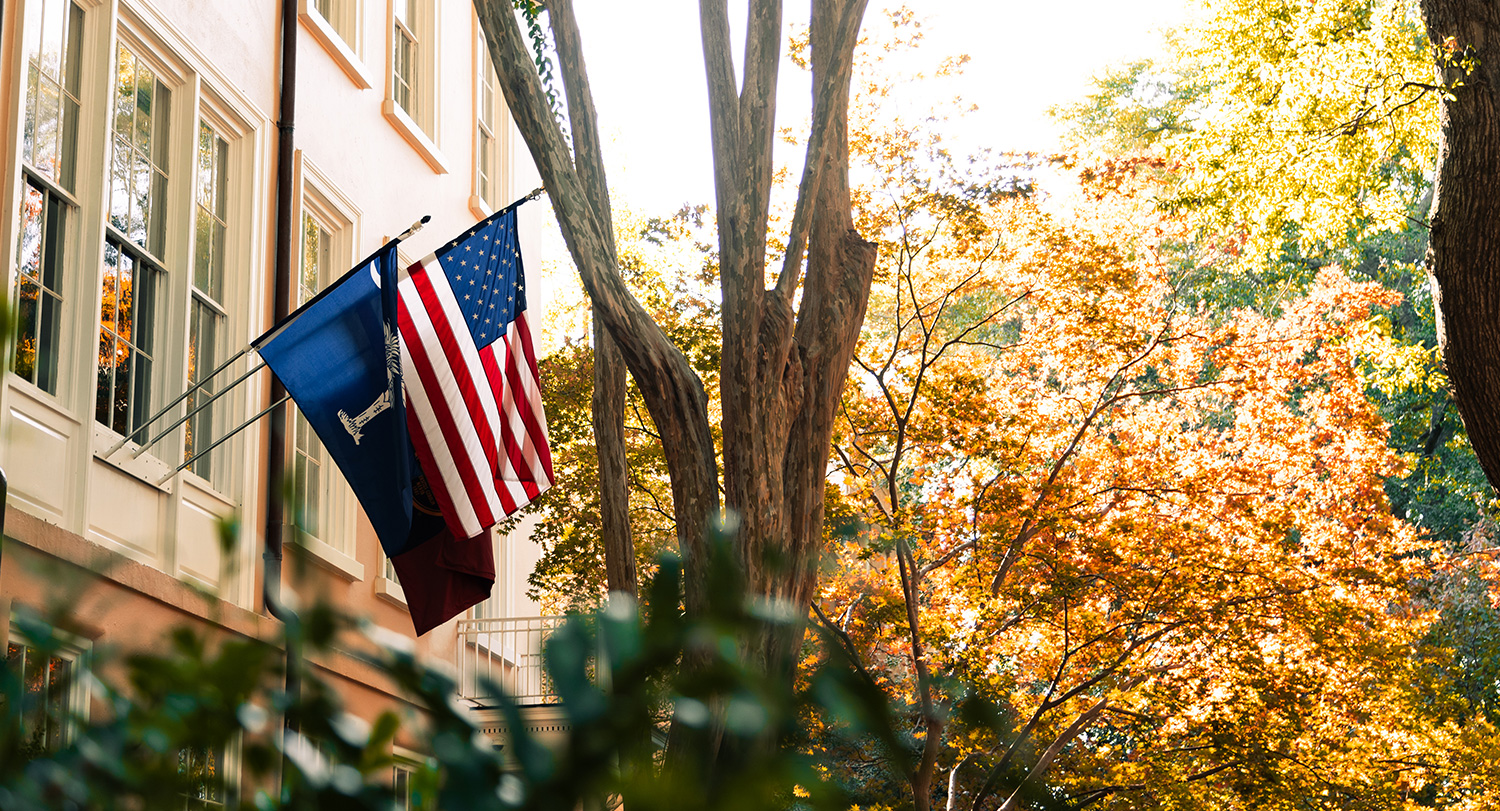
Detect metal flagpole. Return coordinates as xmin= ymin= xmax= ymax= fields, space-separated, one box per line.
xmin=102 ymin=344 xmax=259 ymax=456
xmin=131 ymin=361 xmax=269 ymax=458
xmin=159 ymin=394 xmax=291 ymax=486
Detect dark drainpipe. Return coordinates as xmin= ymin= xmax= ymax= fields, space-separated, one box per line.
xmin=267 ymin=0 xmax=300 ymax=793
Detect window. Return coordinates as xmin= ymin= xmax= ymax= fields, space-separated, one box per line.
xmin=474 ymin=38 xmax=505 ymax=213
xmin=384 ymin=0 xmax=444 ymax=171
xmin=285 ymin=181 xmax=361 ymax=570
xmin=391 ymin=0 xmax=419 ymax=123
xmin=98 ymin=42 xmax=172 ymax=437
xmin=391 ymin=748 xmax=427 ymax=811
xmin=291 ymin=213 xmax=332 ymax=540
xmin=13 ymin=0 xmax=84 ymax=393
xmin=187 ymin=122 xmax=229 ymax=480
xmin=468 ymin=528 xmax=508 ymax=620
xmin=4 ymin=634 xmax=87 ymax=758
xmin=393 ymin=762 xmax=414 ymax=811
xmin=179 ymin=743 xmax=226 ymax=808
xmin=393 ymin=0 xmax=417 ymax=116
xmin=311 ymin=0 xmax=355 ymax=46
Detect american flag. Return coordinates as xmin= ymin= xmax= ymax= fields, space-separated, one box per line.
xmin=396 ymin=207 xmax=554 ymax=539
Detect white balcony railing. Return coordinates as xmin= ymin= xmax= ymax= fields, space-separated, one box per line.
xmin=455 ymin=616 xmax=567 ymax=704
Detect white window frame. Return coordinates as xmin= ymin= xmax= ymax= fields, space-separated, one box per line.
xmin=0 ymin=0 xmax=268 ymax=607
xmin=382 ymin=0 xmax=447 ymax=173
xmin=95 ymin=33 xmax=177 ymax=448
xmin=470 ymin=24 xmax=509 ymax=220
xmin=391 ymin=745 xmax=428 ymax=811
xmin=286 ymin=154 xmax=364 ymax=581
xmin=299 ymin=0 xmax=370 ymax=89
xmin=4 ymin=623 xmax=91 ymax=756
xmin=11 ymin=0 xmax=87 ymax=399
xmin=178 ymin=737 xmax=237 ymax=809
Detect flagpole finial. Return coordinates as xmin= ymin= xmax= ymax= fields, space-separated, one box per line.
xmin=523 ymin=186 xmax=544 ymax=202
xmin=397 ymin=215 xmax=432 ymax=242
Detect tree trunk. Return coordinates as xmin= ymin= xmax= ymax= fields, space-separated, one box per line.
xmin=475 ymin=0 xmax=876 ymax=768
xmin=1419 ymin=0 xmax=1500 ymax=494
xmin=546 ymin=0 xmax=637 ymax=598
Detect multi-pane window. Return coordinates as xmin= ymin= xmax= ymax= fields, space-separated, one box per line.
xmin=393 ymin=761 xmax=416 ymax=810
xmin=98 ymin=43 xmax=171 ymax=437
xmin=292 ymin=214 xmax=331 ymax=540
xmin=391 ymin=0 xmax=416 ymax=117
xmin=13 ymin=0 xmax=84 ymax=393
xmin=179 ymin=744 xmax=225 ymax=808
xmin=476 ymin=44 xmax=501 ymax=209
xmin=4 ymin=639 xmax=79 ymax=758
xmin=187 ymin=122 xmax=229 ymax=480
xmin=312 ymin=0 xmax=355 ymax=47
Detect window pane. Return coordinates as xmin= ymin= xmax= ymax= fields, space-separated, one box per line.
xmin=38 ymin=0 xmax=65 ymax=82
xmin=96 ymin=330 xmax=114 ymax=426
xmin=134 ymin=64 xmax=154 ymax=153
xmin=179 ymin=744 xmax=225 ymax=806
xmin=60 ymin=94 xmax=79 ymax=189
xmin=187 ymin=298 xmax=219 ymax=478
xmin=113 ymin=46 xmax=136 ymax=134
xmin=5 ymin=642 xmax=73 ymax=758
xmin=110 ymin=46 xmax=169 ymax=258
xmin=34 ymin=79 xmax=60 ymax=179
xmin=98 ymin=240 xmax=157 ymax=435
xmin=393 ymin=27 xmax=413 ymax=114
xmin=20 ymin=1 xmax=83 ymax=188
xmin=215 ymin=138 xmax=228 ymax=215
xmin=195 ymin=123 xmax=228 ymax=302
xmin=63 ymin=3 xmax=83 ymax=98
xmin=15 ymin=279 xmax=41 ymax=383
xmin=194 ymin=206 xmax=213 ymax=292
xmin=22 ymin=67 xmax=39 ymax=164
xmin=15 ymin=181 xmax=64 ymax=393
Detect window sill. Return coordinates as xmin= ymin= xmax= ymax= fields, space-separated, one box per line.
xmin=468 ymin=194 xmax=493 ymax=221
xmin=291 ymin=532 xmax=365 ymax=582
xmin=382 ymin=99 xmax=449 ymax=174
xmin=375 ymin=575 xmax=406 ymax=606
xmin=299 ymin=1 xmax=371 ymax=89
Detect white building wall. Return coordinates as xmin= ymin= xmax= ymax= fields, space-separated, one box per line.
xmin=0 ymin=0 xmax=544 ymax=628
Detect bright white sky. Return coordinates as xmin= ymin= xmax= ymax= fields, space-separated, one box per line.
xmin=523 ymin=1 xmax=1192 ymax=343
xmin=560 ymin=0 xmax=1191 ymax=213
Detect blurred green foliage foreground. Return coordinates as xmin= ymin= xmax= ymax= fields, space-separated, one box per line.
xmin=0 ymin=531 xmax=922 ymax=811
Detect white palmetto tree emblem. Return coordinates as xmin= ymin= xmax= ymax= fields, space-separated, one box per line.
xmin=338 ymin=322 xmax=400 ymax=445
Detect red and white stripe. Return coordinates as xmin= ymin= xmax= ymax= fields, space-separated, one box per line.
xmin=396 ymin=254 xmax=555 ymax=539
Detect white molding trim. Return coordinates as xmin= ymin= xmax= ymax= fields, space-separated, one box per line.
xmin=292 ymin=531 xmax=366 ymax=582
xmin=300 ymin=0 xmax=373 ymax=90
xmin=382 ymin=98 xmax=449 ymax=174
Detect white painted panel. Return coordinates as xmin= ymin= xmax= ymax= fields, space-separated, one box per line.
xmin=87 ymin=461 xmax=164 ymax=567
xmin=6 ymin=406 xmax=72 ymax=522
xmin=177 ymin=491 xmax=225 ymax=590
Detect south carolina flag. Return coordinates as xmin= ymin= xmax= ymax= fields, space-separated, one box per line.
xmin=255 ymin=241 xmax=496 ymax=636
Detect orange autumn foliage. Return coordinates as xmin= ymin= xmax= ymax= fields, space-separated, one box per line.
xmin=819 ymin=158 xmax=1437 ymax=808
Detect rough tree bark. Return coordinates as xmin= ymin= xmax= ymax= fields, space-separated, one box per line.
xmin=1419 ymin=0 xmax=1500 ymax=494
xmin=473 ymin=0 xmax=876 ymax=746
xmin=546 ymin=1 xmax=636 ymax=598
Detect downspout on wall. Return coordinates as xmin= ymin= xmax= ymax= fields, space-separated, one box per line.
xmin=265 ymin=0 xmax=296 ymax=627
xmin=266 ymin=0 xmax=300 ymax=797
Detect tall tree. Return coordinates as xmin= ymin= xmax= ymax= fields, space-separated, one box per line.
xmin=473 ymin=0 xmax=878 ymax=762
xmin=1416 ymin=1 xmax=1500 ymax=491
